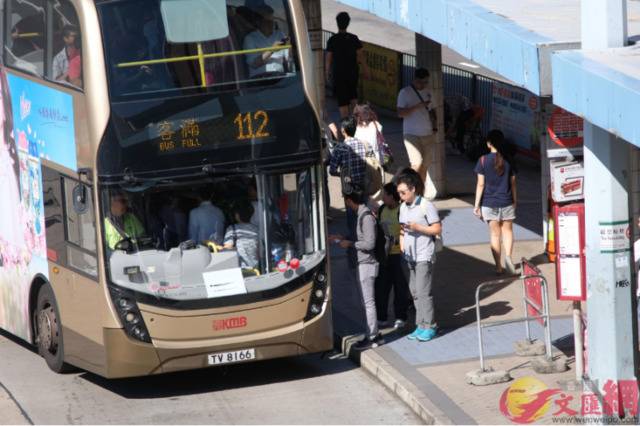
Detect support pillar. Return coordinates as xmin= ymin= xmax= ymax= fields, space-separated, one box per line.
xmin=582 ymin=0 xmax=638 ymax=398
xmin=301 ymin=0 xmax=325 ymax=115
xmin=415 ymin=34 xmax=446 ymax=199
xmin=583 ymin=126 xmax=637 ymax=391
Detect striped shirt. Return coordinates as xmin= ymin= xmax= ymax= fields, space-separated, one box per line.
xmin=224 ymin=223 xmax=259 ymax=269
xmin=329 ymin=137 xmax=368 ymax=186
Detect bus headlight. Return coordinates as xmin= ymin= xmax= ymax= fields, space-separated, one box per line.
xmin=108 ymin=286 xmax=152 ymax=343
xmin=304 ymin=264 xmax=328 ymax=321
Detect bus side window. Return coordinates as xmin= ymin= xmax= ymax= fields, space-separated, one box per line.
xmin=43 ymin=167 xmax=67 ymax=264
xmin=47 ymin=0 xmax=82 ymax=89
xmin=63 ymin=177 xmax=97 ymax=277
xmin=4 ymin=0 xmax=45 ymax=76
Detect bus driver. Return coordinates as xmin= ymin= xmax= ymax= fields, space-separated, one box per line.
xmin=104 ymin=193 xmax=145 ymax=250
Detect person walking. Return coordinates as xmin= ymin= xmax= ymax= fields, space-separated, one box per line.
xmin=330 ymin=188 xmax=383 ymax=349
xmin=397 ymin=172 xmax=441 ymax=342
xmin=325 ymin=12 xmax=370 ymax=118
xmin=375 ymin=182 xmax=411 ymax=329
xmin=397 ymin=68 xmax=438 ymax=199
xmin=473 ymin=129 xmax=518 ymax=275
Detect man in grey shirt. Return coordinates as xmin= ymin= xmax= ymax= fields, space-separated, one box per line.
xmin=330 ymin=188 xmax=383 ymax=349
xmin=397 ymin=172 xmax=441 ymax=342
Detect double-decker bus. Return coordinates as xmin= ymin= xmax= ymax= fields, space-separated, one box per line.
xmin=0 ymin=0 xmax=331 ymax=378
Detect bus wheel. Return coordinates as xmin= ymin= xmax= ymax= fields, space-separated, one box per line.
xmin=35 ymin=284 xmax=72 ymax=373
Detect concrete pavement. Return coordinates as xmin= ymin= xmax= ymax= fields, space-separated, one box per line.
xmin=0 ymin=380 xmax=30 ymax=425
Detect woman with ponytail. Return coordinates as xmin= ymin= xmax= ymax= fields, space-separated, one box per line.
xmin=473 ymin=129 xmax=518 ymax=274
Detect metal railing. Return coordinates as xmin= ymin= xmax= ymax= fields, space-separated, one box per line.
xmin=474 ymin=258 xmax=553 ymax=373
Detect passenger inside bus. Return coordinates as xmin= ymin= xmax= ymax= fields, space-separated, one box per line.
xmin=156 ymin=195 xmax=188 ymax=250
xmin=52 ymin=25 xmax=79 ymax=82
xmin=111 ymin=35 xmax=163 ymax=93
xmin=104 ymin=192 xmax=145 ymax=250
xmin=243 ymin=4 xmax=290 ymax=78
xmin=142 ymin=9 xmax=164 ymax=59
xmin=222 ymin=199 xmax=259 ymax=270
xmin=188 ymin=188 xmax=226 ymax=245
xmin=66 ymin=45 xmax=82 ymax=88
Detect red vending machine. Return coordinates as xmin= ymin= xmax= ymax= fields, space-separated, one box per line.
xmin=553 ymin=202 xmax=586 ymax=301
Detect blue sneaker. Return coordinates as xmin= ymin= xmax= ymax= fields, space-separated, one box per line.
xmin=417 ymin=327 xmax=437 ymax=342
xmin=407 ymin=327 xmax=422 ymax=340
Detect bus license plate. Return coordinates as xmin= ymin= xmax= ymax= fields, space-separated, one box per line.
xmin=208 ymin=349 xmax=256 ymax=365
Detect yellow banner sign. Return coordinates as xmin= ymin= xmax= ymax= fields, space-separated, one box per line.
xmin=359 ymin=42 xmax=400 ymax=111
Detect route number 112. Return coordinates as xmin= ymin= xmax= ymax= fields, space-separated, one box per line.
xmin=234 ymin=111 xmax=270 ymax=140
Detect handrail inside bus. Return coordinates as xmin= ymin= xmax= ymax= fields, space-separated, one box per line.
xmin=116 ymin=45 xmax=291 ymax=68
xmin=15 ymin=32 xmax=41 ymax=38
xmin=117 ymin=44 xmax=291 ymax=89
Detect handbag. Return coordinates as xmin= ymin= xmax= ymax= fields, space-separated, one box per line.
xmin=374 ymin=122 xmax=393 ymax=168
xmin=362 ymin=140 xmax=383 ymax=197
xmin=411 ymin=85 xmax=438 ymax=132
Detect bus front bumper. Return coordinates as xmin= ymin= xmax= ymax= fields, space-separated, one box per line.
xmin=101 ymin=306 xmax=333 ymax=379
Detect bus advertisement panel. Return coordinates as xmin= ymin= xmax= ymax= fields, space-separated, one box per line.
xmin=0 ymin=74 xmax=76 ymax=341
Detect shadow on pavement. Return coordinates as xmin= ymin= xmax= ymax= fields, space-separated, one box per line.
xmin=79 ymin=353 xmax=356 ymax=399
xmin=434 ymin=246 xmax=517 ymax=329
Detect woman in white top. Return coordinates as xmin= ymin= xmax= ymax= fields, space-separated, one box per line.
xmin=354 ymin=103 xmax=386 ymax=206
xmin=353 ymin=103 xmax=382 ymax=162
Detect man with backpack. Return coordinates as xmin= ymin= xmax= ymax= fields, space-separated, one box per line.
xmin=329 ymin=116 xmax=368 ymax=240
xmin=397 ymin=172 xmax=442 ymax=342
xmin=330 ymin=187 xmax=384 ymax=349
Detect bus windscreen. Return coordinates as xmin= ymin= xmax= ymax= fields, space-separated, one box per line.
xmin=101 ymin=167 xmax=324 ymax=305
xmin=98 ymin=0 xmax=298 ymax=100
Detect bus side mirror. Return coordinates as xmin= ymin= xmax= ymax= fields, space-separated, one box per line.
xmin=72 ymin=184 xmax=89 ymax=214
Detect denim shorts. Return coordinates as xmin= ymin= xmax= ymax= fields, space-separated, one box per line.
xmin=481 ymin=204 xmax=516 ymax=222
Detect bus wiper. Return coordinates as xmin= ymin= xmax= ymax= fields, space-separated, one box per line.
xmin=201 ymin=164 xmax=256 ymax=175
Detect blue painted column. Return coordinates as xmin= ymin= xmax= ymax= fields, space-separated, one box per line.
xmin=582 ymin=0 xmax=637 ymax=396
xmin=584 ymin=126 xmax=636 ymax=386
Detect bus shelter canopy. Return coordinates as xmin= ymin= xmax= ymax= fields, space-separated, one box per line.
xmin=335 ymin=0 xmax=640 ymax=97
xmin=337 ymin=0 xmax=640 ymax=146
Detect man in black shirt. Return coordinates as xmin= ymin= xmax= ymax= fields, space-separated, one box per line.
xmin=325 ymin=12 xmax=370 ymax=118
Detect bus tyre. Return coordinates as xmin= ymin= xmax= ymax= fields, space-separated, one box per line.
xmin=35 ymin=284 xmax=72 ymax=373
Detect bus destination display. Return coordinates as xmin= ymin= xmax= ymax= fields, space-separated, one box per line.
xmin=154 ymin=111 xmax=272 ymax=153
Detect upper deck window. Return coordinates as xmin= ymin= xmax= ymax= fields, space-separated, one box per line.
xmin=3 ymin=0 xmax=83 ymax=89
xmin=5 ymin=0 xmax=45 ymax=75
xmin=47 ymin=0 xmax=83 ymax=89
xmin=97 ymin=0 xmax=298 ymax=101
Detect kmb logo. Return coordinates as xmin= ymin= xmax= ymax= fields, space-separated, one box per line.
xmin=213 ymin=316 xmax=247 ymax=331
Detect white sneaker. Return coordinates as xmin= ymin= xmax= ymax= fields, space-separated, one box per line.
xmin=505 ymin=256 xmax=517 ymax=275
xmin=393 ymin=319 xmax=406 ymax=329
